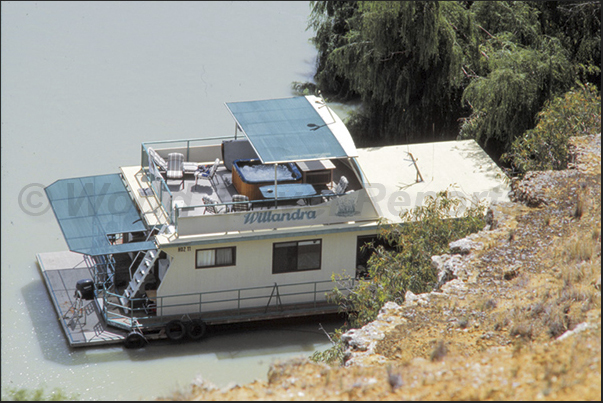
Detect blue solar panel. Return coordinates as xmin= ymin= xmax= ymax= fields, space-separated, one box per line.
xmin=226 ymin=97 xmax=348 ymax=163
xmin=45 ymin=174 xmax=155 ymax=256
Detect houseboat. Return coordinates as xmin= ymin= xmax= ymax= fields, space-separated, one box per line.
xmin=37 ymin=95 xmax=509 ymax=349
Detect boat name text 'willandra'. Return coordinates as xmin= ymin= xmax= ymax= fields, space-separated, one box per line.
xmin=243 ymin=209 xmax=317 ymax=225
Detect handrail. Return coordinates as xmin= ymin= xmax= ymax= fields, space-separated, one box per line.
xmin=141 ymin=143 xmax=177 ymax=221
xmin=173 ymin=191 xmax=334 ymax=218
xmin=126 ymin=225 xmax=162 ymax=280
xmin=141 ymin=138 xmax=244 ymax=225
xmin=100 ymin=278 xmax=355 ymax=330
xmin=142 ymin=135 xmax=235 ymax=147
xmin=88 ymin=254 xmax=116 ymax=293
xmin=140 ymin=137 xmax=361 ymax=233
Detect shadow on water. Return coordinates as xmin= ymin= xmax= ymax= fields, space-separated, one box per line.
xmin=22 ymin=278 xmax=345 ymax=366
xmin=124 ymin=314 xmax=346 ymax=362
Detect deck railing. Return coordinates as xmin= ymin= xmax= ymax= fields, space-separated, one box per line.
xmin=173 ymin=192 xmax=329 ymax=220
xmin=99 ymin=277 xmax=356 ymax=331
xmin=142 ymin=136 xmax=235 ymax=166
xmin=86 ymin=254 xmax=116 ymax=299
xmin=141 ymin=143 xmax=174 ymax=223
xmin=141 ymin=136 xmax=237 ymax=224
xmin=139 ymin=136 xmax=372 ymax=233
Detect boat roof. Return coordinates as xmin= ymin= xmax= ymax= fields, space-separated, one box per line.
xmin=45 ymin=174 xmax=156 ymax=256
xmin=356 ymin=140 xmax=510 ymax=223
xmin=225 ymin=95 xmax=357 ymax=164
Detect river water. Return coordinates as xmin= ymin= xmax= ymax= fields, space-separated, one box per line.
xmin=1 ymin=2 xmax=345 ymax=400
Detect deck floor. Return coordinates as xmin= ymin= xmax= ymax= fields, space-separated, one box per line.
xmin=122 ymin=160 xmax=362 ymax=222
xmin=37 ymin=251 xmax=345 ymax=347
xmin=36 ymin=251 xmax=126 ymax=347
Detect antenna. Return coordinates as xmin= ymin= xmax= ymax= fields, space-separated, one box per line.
xmin=314 ymin=90 xmax=336 ymax=124
xmin=407 ymin=152 xmax=424 ymax=183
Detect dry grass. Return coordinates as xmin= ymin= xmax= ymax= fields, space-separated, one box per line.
xmin=557 ymin=234 xmax=599 ymax=264
xmin=430 ymin=340 xmax=448 ymax=362
xmin=475 ymin=297 xmax=498 ymax=312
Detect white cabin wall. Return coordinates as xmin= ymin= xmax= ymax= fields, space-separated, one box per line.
xmin=156 ymin=229 xmax=377 ymax=315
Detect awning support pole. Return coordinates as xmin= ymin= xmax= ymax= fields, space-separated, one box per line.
xmin=274 ymin=163 xmax=278 ymax=209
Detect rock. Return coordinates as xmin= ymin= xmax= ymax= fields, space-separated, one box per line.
xmin=449 ymin=238 xmax=483 ymax=255
xmin=556 ymin=322 xmax=592 ymax=341
xmin=341 ymin=302 xmax=407 ymax=366
xmin=191 ymin=375 xmax=218 ymax=392
xmin=404 ymin=290 xmax=431 ymax=306
xmin=432 ymin=254 xmax=466 ymax=287
xmin=503 ymin=266 xmax=520 ymax=280
xmin=404 ymin=290 xmax=418 ymax=305
xmin=340 ymin=329 xmax=370 ymax=351
xmin=441 ymin=279 xmax=467 ymax=295
xmin=377 ymin=301 xmax=405 ymax=320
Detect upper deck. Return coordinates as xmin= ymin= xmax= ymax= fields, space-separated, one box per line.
xmin=119 ymin=94 xmax=510 ymax=243
xmin=121 ymin=135 xmax=380 ymax=240
xmin=44 ymin=95 xmax=510 ymax=258
xmin=117 ymin=95 xmax=384 ymax=242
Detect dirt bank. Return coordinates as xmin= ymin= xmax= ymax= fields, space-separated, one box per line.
xmin=159 ymin=134 xmax=601 ymax=401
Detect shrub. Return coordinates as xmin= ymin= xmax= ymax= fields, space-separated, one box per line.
xmin=2 ymin=386 xmax=77 ymax=401
xmin=503 ymin=82 xmax=601 ymax=173
xmin=309 ymin=328 xmax=346 ymax=366
xmin=329 ymin=190 xmax=487 ymax=329
xmin=430 ymin=340 xmax=448 ymax=362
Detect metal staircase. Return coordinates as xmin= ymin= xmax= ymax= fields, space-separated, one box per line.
xmin=120 ymin=249 xmax=159 ymax=306
xmin=119 ymin=224 xmax=170 ymax=308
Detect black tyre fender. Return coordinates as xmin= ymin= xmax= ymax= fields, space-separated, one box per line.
xmin=124 ymin=331 xmax=147 ymax=349
xmin=165 ymin=319 xmax=187 ymax=342
xmin=186 ymin=319 xmax=207 ymax=341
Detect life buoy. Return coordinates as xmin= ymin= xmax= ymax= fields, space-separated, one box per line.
xmin=165 ymin=319 xmax=186 ymax=342
xmin=124 ymin=331 xmax=147 ymax=349
xmin=186 ymin=319 xmax=207 ymax=341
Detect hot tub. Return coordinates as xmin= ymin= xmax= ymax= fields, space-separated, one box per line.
xmin=232 ymin=159 xmax=302 ymax=200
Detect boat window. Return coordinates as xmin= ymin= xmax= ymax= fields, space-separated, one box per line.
xmin=196 ymin=246 xmax=236 ymax=269
xmin=272 ymin=239 xmax=321 ymax=274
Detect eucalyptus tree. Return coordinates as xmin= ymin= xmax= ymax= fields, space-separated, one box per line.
xmin=309 ymin=1 xmax=474 ymax=144
xmin=307 ymin=1 xmax=600 ymax=157
xmin=459 ymin=1 xmax=575 ymax=154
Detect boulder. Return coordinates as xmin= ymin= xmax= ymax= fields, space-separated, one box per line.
xmin=449 ymin=238 xmax=483 ymax=255
xmin=341 ymin=302 xmax=407 ymax=366
xmin=432 ymin=254 xmax=466 ymax=287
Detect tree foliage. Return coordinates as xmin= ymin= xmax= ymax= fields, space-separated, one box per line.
xmin=307 ymin=1 xmax=601 ymax=155
xmin=307 ymin=1 xmax=360 ymax=99
xmin=459 ymin=33 xmax=573 ymax=149
xmin=309 ymin=1 xmax=472 ymax=144
xmin=503 ymin=82 xmax=601 ymax=173
xmin=328 ymin=190 xmax=486 ymax=330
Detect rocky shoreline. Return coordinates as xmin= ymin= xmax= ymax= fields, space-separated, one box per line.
xmin=159 ymin=134 xmax=601 ymax=401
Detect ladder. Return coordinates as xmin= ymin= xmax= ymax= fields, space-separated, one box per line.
xmin=120 ymin=249 xmax=159 ymax=306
